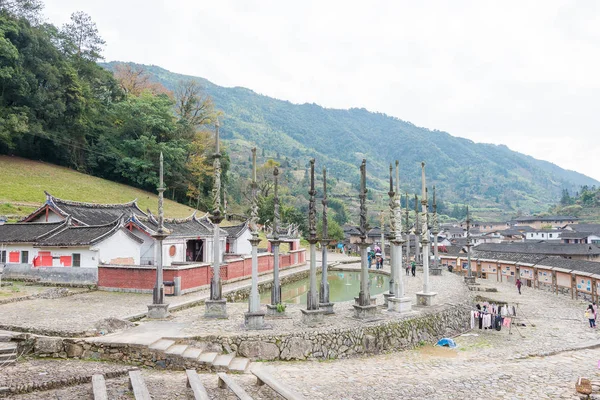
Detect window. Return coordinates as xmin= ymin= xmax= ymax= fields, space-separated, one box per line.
xmin=0 ymin=250 xmax=5 ymax=263
xmin=549 ymin=234 xmax=553 ymax=238
xmin=72 ymin=253 xmax=81 ymax=267
xmin=21 ymin=251 xmax=28 ymax=264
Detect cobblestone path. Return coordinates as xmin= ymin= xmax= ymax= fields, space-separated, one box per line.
xmin=260 ymin=277 xmax=600 ymax=400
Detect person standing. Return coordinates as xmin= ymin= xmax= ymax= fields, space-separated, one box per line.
xmin=411 ymin=260 xmax=416 ymax=277
xmin=586 ymin=305 xmax=596 ymax=328
xmin=515 ymin=278 xmax=522 ymax=295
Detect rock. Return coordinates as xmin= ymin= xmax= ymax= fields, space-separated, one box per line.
xmin=34 ymin=336 xmax=64 ymax=354
xmin=65 ymin=343 xmax=84 ymax=358
xmin=238 ymin=341 xmax=280 ymax=360
xmin=37 ymin=288 xmax=70 ymax=299
xmin=281 ymin=337 xmax=312 ymax=360
xmin=94 ymin=317 xmax=135 ymax=334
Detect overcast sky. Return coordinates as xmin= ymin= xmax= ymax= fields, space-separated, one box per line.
xmin=43 ymin=1 xmax=600 ymax=181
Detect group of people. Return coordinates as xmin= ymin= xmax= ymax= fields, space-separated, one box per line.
xmin=367 ymin=245 xmax=384 ymax=269
xmin=585 ymin=303 xmax=598 ymax=328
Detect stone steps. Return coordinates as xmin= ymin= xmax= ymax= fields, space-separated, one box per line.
xmin=0 ymin=342 xmax=17 ymax=366
xmin=146 ymin=339 xmax=251 ymax=374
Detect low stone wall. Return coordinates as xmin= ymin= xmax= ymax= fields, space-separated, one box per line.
xmin=2 ymin=264 xmax=97 ymax=286
xmin=184 ymin=302 xmax=471 ymax=361
xmin=15 ymin=301 xmax=471 ymax=367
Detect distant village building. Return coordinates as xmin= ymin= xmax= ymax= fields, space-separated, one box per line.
xmin=514 ymin=215 xmax=578 ymax=229
xmin=475 ymin=242 xmax=600 ymax=262
xmin=525 ymin=230 xmax=562 ymax=241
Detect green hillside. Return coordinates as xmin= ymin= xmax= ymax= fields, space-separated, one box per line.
xmin=0 ymin=156 xmax=199 ymax=222
xmin=101 ymin=62 xmax=599 ymax=216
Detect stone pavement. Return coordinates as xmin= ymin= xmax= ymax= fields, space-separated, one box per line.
xmin=256 ymin=277 xmax=600 ymax=399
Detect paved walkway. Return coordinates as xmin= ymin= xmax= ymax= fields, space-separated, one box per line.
xmin=260 ymin=277 xmax=600 ymax=399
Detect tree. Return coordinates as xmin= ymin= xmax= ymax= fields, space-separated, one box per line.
xmin=317 ymin=216 xmax=344 ymax=241
xmin=174 ymin=79 xmax=215 ymax=134
xmin=0 ymin=0 xmax=43 ymax=24
xmin=113 ymin=63 xmax=170 ymax=96
xmin=60 ymin=11 xmax=105 ymax=61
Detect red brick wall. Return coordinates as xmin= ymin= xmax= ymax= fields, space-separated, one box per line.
xmin=98 ymin=249 xmax=306 ymax=291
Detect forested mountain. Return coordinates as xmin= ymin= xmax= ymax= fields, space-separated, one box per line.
xmin=102 ymin=62 xmax=598 ymax=215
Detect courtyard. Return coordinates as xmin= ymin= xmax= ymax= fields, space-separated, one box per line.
xmin=0 ymin=254 xmax=599 ymax=399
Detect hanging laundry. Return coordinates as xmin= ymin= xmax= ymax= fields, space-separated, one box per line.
xmin=502 ymin=317 xmax=512 ymax=327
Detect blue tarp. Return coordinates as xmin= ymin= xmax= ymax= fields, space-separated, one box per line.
xmin=436 ymin=338 xmax=457 ymax=348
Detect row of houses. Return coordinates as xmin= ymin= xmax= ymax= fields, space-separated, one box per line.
xmin=0 ymin=192 xmax=252 ymax=269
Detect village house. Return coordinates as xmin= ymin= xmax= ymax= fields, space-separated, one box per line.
xmin=561 ymin=224 xmax=600 ymax=244
xmin=525 ymin=229 xmax=563 ymax=241
xmin=475 ymin=242 xmax=600 ymax=262
xmin=16 ymin=192 xmax=251 ymax=267
xmin=514 ymin=215 xmax=578 ymax=229
xmin=0 ymin=217 xmax=142 ymax=268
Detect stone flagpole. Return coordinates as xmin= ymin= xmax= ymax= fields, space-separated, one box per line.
xmin=405 ymin=192 xmax=410 ymax=274
xmin=148 ymin=152 xmax=170 ymax=319
xmin=431 ymin=186 xmax=442 ymax=275
xmin=388 ymin=160 xmax=412 ymax=313
xmin=245 ymin=148 xmax=267 ymax=328
xmin=353 ymin=159 xmax=378 ymax=319
xmin=414 ymin=194 xmax=421 ymax=265
xmin=301 ymin=159 xmax=325 ymax=325
xmin=266 ymin=165 xmax=283 ymax=316
xmin=383 ymin=164 xmax=395 ymax=307
xmin=464 ymin=206 xmax=476 ymax=284
xmin=205 ymin=120 xmax=227 ymax=318
xmin=416 ymin=162 xmax=437 ymax=306
xmin=319 ymin=167 xmax=334 ymax=314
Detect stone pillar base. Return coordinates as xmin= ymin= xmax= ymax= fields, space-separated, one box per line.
xmin=430 ymin=267 xmax=442 ymax=276
xmin=387 ymin=297 xmax=412 ymax=313
xmin=353 ymin=304 xmax=379 ymax=319
xmin=354 ymin=296 xmax=377 ymax=306
xmin=147 ymin=304 xmax=170 ymax=319
xmin=244 ymin=311 xmax=269 ymax=330
xmin=319 ymin=302 xmax=335 ymax=314
xmin=301 ymin=308 xmax=325 ymax=326
xmin=416 ymin=292 xmax=437 ymax=306
xmin=205 ymin=299 xmax=228 ymax=319
xmin=383 ymin=292 xmax=394 ymax=307
xmin=464 ymin=276 xmax=477 ymax=285
xmin=266 ymin=304 xmax=287 ymax=317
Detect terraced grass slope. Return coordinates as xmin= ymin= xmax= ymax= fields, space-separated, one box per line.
xmin=0 ymin=156 xmax=200 ymax=221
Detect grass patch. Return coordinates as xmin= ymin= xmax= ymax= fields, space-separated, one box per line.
xmin=0 ymin=156 xmax=199 ymax=218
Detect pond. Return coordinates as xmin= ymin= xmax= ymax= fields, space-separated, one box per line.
xmin=259 ymin=271 xmax=390 ymax=304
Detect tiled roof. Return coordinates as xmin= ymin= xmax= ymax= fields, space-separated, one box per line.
xmin=560 ymin=231 xmax=590 ymax=239
xmin=37 ymin=217 xmax=142 ymax=247
xmin=0 ymin=221 xmax=67 ymax=243
xmin=475 ymin=242 xmax=600 ymax=256
xmin=223 ymin=222 xmax=249 ymax=238
xmin=137 ymin=212 xmax=226 ymax=237
xmin=515 ymin=215 xmax=578 ymax=222
xmin=25 ymin=192 xmax=148 ymax=226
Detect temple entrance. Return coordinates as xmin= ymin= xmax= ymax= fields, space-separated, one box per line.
xmin=186 ymin=239 xmax=204 ymax=262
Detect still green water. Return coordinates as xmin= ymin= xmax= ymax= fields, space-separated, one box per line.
xmin=259 ymin=271 xmax=390 ymax=304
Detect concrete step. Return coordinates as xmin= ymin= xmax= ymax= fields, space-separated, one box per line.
xmin=0 ymin=333 xmax=14 ymax=342
xmin=164 ymin=344 xmax=188 ymax=356
xmin=228 ymin=357 xmax=250 ymax=374
xmin=148 ymin=339 xmax=176 ymax=351
xmin=212 ymin=353 xmax=236 ymax=371
xmin=182 ymin=347 xmax=203 ymax=360
xmin=0 ymin=343 xmax=17 ymax=355
xmin=0 ymin=353 xmax=16 ymax=363
xmin=197 ymin=352 xmax=218 ymax=365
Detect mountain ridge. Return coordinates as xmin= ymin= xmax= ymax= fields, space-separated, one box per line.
xmin=101 ymin=62 xmax=598 ymax=215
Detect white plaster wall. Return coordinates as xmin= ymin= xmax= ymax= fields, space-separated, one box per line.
xmin=1 ymin=244 xmax=36 ymax=264
xmin=233 ymin=230 xmax=252 ymax=255
xmin=587 ymin=235 xmax=600 ymax=244
xmin=94 ymin=229 xmax=141 ymax=265
xmin=204 ymin=237 xmax=227 ymax=263
xmin=161 ymin=238 xmax=186 ymax=266
xmin=526 ymin=232 xmax=561 ymax=241
xmin=130 ymin=229 xmax=155 ymax=265
xmin=46 ymin=248 xmax=97 ymax=267
xmin=29 ymin=211 xmax=64 ymax=223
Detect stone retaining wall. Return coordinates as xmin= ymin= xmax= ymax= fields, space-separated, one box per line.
xmin=15 ymin=301 xmax=471 ymax=367
xmin=184 ymin=302 xmax=471 ymax=361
